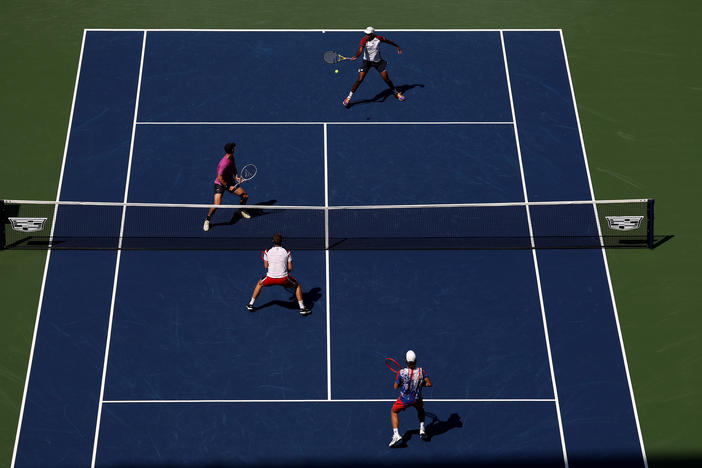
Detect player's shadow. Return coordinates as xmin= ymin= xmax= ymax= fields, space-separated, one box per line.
xmin=210 ymin=200 xmax=278 ymax=227
xmin=394 ymin=412 xmax=462 ymax=447
xmin=346 ymin=84 xmax=425 ymax=108
xmin=251 ymin=287 xmax=323 ymax=315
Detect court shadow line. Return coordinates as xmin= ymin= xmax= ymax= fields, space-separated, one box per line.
xmin=210 ymin=199 xmax=278 ymax=228
xmin=250 ymin=287 xmax=322 ymax=315
xmin=393 ymin=412 xmax=463 ymax=448
xmin=347 ymin=83 xmax=425 ymax=108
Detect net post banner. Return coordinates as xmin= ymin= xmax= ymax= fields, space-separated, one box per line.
xmin=0 ymin=200 xmax=5 ymax=250
xmin=647 ymin=198 xmax=655 ymax=249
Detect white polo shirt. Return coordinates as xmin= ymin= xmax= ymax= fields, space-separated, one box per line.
xmin=264 ymin=246 xmax=291 ymax=278
xmin=360 ymin=35 xmax=388 ymax=62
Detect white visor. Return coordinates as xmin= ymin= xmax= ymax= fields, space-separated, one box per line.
xmin=406 ymin=350 xmax=416 ymax=363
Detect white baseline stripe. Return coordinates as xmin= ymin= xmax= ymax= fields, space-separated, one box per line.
xmin=102 ymin=398 xmax=555 ymax=404
xmin=136 ymin=121 xmax=514 ymax=125
xmin=85 ymin=29 xmax=563 ymax=33
xmin=501 ymin=31 xmax=569 ymax=468
xmin=10 ymin=30 xmax=89 ymax=468
xmin=90 ymin=31 xmax=148 ymax=468
xmin=559 ymin=31 xmax=649 ymax=468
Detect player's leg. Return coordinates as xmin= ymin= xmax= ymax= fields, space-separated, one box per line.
xmin=204 ymin=189 xmax=224 ymax=231
xmin=389 ymin=401 xmax=404 ymax=446
xmin=289 ymin=276 xmax=310 ymax=315
xmin=416 ymin=402 xmax=427 ymax=440
xmin=246 ymin=277 xmax=266 ymax=311
xmin=379 ymin=65 xmax=404 ymax=101
xmin=344 ymin=67 xmax=368 ymax=107
xmin=233 ymin=186 xmax=250 ymax=218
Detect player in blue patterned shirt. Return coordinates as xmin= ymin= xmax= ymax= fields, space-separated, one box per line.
xmin=389 ymin=350 xmax=432 ymax=447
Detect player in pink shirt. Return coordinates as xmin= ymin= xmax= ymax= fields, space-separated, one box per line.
xmin=203 ymin=142 xmax=250 ymax=231
xmin=343 ymin=26 xmax=405 ymax=108
xmin=389 ymin=350 xmax=432 ymax=447
xmin=246 ymin=233 xmax=311 ymax=315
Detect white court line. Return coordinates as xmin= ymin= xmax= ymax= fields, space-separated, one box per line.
xmin=5 ymin=198 xmax=649 ymax=209
xmin=85 ymin=29 xmax=563 ymax=33
xmin=89 ymin=31 xmax=148 ymax=468
xmin=136 ymin=121 xmax=514 ymax=125
xmin=323 ymin=123 xmax=332 ymax=400
xmin=559 ymin=31 xmax=649 ymax=468
xmin=102 ymin=398 xmax=555 ymax=404
xmin=500 ymin=31 xmax=569 ymax=468
xmin=10 ymin=30 xmax=89 ymax=468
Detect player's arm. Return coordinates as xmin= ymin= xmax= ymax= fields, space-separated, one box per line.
xmin=423 ymin=376 xmax=432 ymax=387
xmin=350 ymin=44 xmax=363 ymax=61
xmin=233 ymin=162 xmax=243 ymax=184
xmin=380 ymin=37 xmax=402 ymax=54
xmin=287 ymin=259 xmax=293 ymax=273
xmin=263 ymin=260 xmax=269 ymax=269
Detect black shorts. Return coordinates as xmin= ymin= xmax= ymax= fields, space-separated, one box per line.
xmin=214 ymin=183 xmax=233 ymax=194
xmin=359 ymin=59 xmax=387 ymax=73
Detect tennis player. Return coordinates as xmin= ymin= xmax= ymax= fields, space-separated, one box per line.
xmin=343 ymin=26 xmax=405 ymax=108
xmin=203 ymin=142 xmax=249 ymax=232
xmin=389 ymin=350 xmax=432 ymax=447
xmin=246 ymin=233 xmax=311 ymax=315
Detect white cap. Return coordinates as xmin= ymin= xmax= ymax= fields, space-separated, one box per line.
xmin=405 ymin=350 xmax=416 ymax=363
xmin=364 ymin=26 xmax=375 ymax=34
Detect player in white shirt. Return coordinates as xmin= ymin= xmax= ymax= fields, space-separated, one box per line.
xmin=343 ymin=26 xmax=405 ymax=108
xmin=246 ymin=233 xmax=311 ymax=315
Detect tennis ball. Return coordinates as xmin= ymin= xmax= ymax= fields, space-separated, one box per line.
xmin=334 ymin=69 xmax=339 ymax=74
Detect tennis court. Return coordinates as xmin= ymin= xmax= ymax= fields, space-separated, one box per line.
xmin=9 ymin=29 xmax=648 ymax=467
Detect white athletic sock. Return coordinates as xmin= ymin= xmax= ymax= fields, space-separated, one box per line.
xmin=420 ymin=422 xmax=425 ymax=430
xmin=347 ymin=91 xmax=354 ymax=99
xmin=249 ymin=298 xmax=256 ymax=305
xmin=298 ymin=300 xmax=305 ymax=309
xmin=393 ymin=428 xmax=399 ymax=436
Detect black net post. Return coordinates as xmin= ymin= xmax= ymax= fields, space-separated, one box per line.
xmin=647 ymin=198 xmax=655 ymax=249
xmin=0 ymin=200 xmax=5 ymax=250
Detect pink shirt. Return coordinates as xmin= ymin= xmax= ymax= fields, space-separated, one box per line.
xmin=214 ymin=155 xmax=236 ymax=186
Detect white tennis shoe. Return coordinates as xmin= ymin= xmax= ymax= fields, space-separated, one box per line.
xmin=203 ymin=219 xmax=210 ymax=231
xmin=240 ymin=209 xmax=251 ymax=219
xmin=389 ymin=433 xmax=403 ymax=447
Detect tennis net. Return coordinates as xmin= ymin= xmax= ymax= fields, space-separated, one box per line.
xmin=0 ymin=199 xmax=655 ymax=250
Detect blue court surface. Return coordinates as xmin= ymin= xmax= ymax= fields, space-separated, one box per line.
xmin=12 ymin=30 xmax=647 ymax=467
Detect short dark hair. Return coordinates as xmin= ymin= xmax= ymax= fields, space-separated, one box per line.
xmin=272 ymin=233 xmax=283 ymax=246
xmin=224 ymin=142 xmax=236 ymax=153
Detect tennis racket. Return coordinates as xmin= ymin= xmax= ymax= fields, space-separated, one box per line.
xmin=385 ymin=358 xmax=402 ymax=375
xmin=233 ymin=164 xmax=257 ymax=188
xmin=323 ymin=50 xmax=349 ymax=64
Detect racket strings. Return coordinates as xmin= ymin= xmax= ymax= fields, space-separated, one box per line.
xmin=240 ymin=164 xmax=257 ymax=180
xmin=323 ymin=51 xmax=338 ymax=64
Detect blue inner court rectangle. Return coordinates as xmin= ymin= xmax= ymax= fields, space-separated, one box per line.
xmin=12 ymin=30 xmax=647 ymax=468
